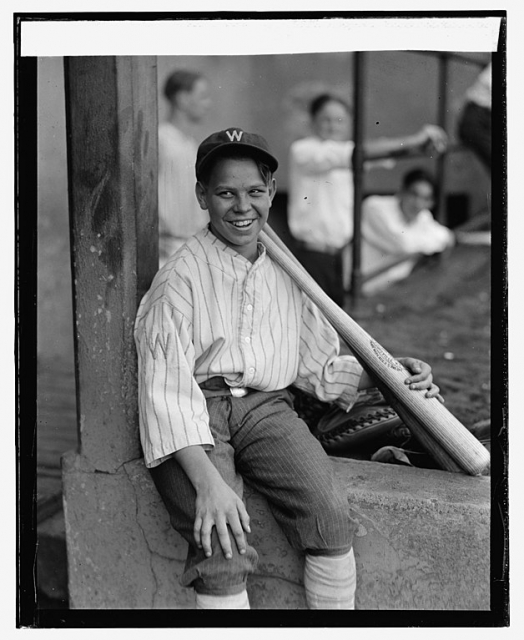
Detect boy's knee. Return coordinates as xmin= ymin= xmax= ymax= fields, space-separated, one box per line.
xmin=181 ymin=530 xmax=259 ymax=595
xmin=307 ymin=481 xmax=350 ymax=523
xmin=318 ymin=500 xmax=355 ymax=550
xmin=291 ymin=493 xmax=356 ymax=554
xmin=183 ymin=549 xmax=259 ymax=595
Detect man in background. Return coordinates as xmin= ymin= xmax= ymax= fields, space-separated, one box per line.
xmin=158 ymin=69 xmax=212 ymax=267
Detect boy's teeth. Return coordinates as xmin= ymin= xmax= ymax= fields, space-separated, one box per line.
xmin=233 ymin=220 xmax=252 ymax=227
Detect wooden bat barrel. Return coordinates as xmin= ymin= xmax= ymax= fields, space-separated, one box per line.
xmin=259 ymin=226 xmax=490 ymax=476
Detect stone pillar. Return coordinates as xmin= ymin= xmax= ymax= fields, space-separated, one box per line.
xmin=62 ymin=56 xmax=166 ymax=607
xmin=64 ymin=55 xmax=158 ymax=470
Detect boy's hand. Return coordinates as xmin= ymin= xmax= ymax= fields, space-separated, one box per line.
xmin=397 ymin=357 xmax=444 ymax=403
xmin=173 ymin=445 xmax=251 ymax=560
xmin=423 ymin=124 xmax=448 ymax=154
xmin=415 ymin=124 xmax=448 ymax=155
xmin=194 ymin=478 xmax=251 ymax=560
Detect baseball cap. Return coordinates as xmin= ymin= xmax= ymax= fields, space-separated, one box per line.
xmin=196 ymin=127 xmax=279 ymax=180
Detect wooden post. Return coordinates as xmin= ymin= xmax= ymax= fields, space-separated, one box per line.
xmin=436 ymin=53 xmax=449 ymax=224
xmin=349 ymin=51 xmax=365 ymax=310
xmin=64 ymin=56 xmax=158 ymax=472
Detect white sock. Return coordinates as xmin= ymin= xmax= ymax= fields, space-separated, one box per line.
xmin=304 ymin=548 xmax=356 ymax=609
xmin=195 ymin=589 xmax=250 ymax=609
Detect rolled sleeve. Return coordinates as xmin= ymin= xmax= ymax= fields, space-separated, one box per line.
xmin=295 ymin=296 xmax=364 ymax=410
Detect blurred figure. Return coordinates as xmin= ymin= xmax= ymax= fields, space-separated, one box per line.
xmin=158 ymin=69 xmax=212 ymax=267
xmin=357 ymin=168 xmax=455 ymax=295
xmin=457 ymin=62 xmax=491 ymax=172
xmin=288 ymin=93 xmax=447 ymax=307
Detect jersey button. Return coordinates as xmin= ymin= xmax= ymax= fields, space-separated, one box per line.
xmin=245 ymin=336 xmax=251 ymax=343
xmin=247 ymin=304 xmax=253 ymax=311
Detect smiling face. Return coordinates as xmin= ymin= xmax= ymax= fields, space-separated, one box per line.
xmin=195 ymin=156 xmax=276 ymax=262
xmin=312 ymin=99 xmax=352 ymax=141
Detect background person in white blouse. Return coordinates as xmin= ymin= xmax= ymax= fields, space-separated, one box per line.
xmin=357 ymin=168 xmax=455 ymax=295
xmin=135 ymin=128 xmax=442 ymax=610
xmin=158 ymin=69 xmax=212 ymax=267
xmin=288 ymin=92 xmax=448 ymax=307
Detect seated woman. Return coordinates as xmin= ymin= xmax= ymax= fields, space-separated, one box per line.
xmin=355 ymin=168 xmax=455 ymax=295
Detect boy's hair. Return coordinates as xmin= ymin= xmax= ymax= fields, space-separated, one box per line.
xmin=309 ymin=93 xmax=352 ymax=118
xmin=197 ymin=148 xmax=273 ymax=188
xmin=401 ymin=168 xmax=436 ymax=192
xmin=163 ymin=69 xmax=205 ymax=103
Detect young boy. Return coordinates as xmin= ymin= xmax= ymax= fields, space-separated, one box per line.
xmin=158 ymin=69 xmax=212 ymax=266
xmin=134 ymin=128 xmax=442 ymax=610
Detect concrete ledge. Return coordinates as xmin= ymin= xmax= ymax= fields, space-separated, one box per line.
xmin=62 ymin=451 xmax=490 ymax=610
xmin=332 ymin=457 xmax=490 ymax=610
xmin=62 ymin=451 xmax=193 ymax=609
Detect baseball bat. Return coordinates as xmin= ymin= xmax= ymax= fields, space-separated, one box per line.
xmin=260 ymin=226 xmax=462 ymax=473
xmin=259 ymin=224 xmax=490 ymax=476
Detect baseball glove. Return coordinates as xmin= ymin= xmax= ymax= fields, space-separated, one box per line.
xmin=312 ymin=403 xmax=412 ymax=457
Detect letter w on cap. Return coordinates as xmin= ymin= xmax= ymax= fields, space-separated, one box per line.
xmin=226 ymin=130 xmax=243 ymax=142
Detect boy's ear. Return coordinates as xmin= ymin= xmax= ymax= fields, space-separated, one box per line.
xmin=195 ymin=182 xmax=208 ymax=210
xmin=269 ymin=178 xmax=277 ymax=204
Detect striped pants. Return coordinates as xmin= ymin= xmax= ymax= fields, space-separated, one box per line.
xmin=150 ymin=388 xmax=357 ymax=596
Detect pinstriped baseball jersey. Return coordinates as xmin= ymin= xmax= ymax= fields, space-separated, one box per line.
xmin=134 ymin=227 xmax=363 ymax=468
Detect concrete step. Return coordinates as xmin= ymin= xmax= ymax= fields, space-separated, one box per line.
xmin=61 ymin=453 xmax=490 ymax=610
